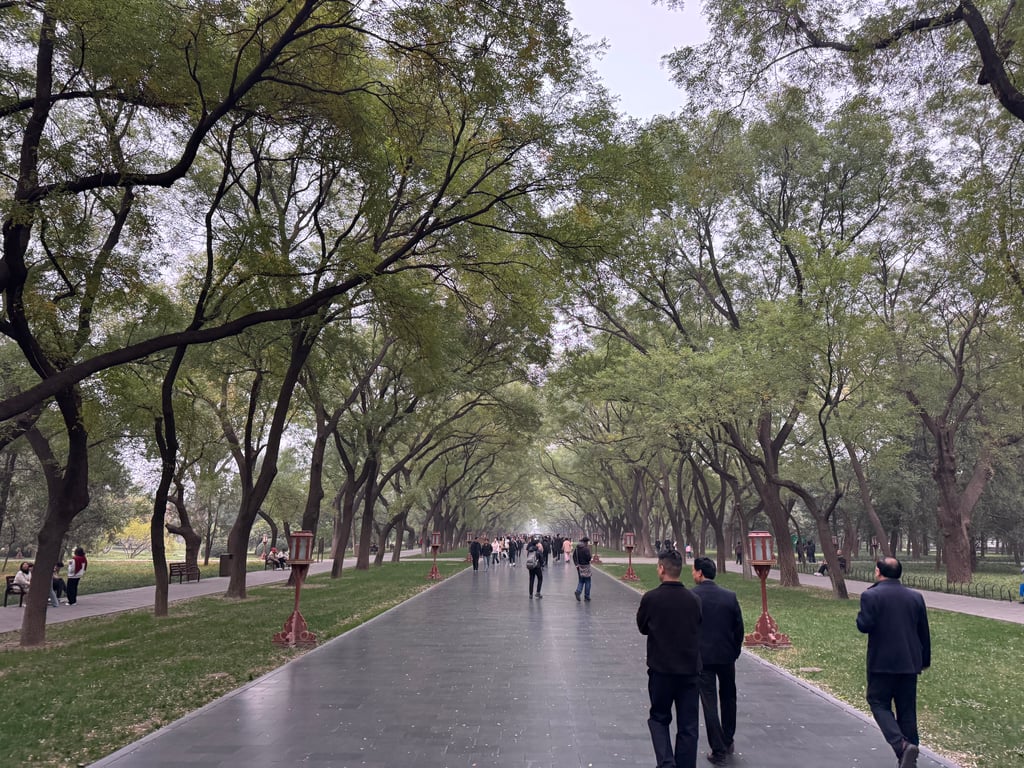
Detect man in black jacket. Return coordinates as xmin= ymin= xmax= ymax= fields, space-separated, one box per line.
xmin=469 ymin=537 xmax=481 ymax=571
xmin=692 ymin=557 xmax=744 ymax=764
xmin=637 ymin=549 xmax=702 ymax=768
xmin=572 ymin=536 xmax=593 ymax=601
xmin=856 ymin=557 xmax=931 ymax=768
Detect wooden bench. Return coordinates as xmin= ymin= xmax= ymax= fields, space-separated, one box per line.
xmin=4 ymin=575 xmax=25 ymax=607
xmin=168 ymin=562 xmax=201 ymax=584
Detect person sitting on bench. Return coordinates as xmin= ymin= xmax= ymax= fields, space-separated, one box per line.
xmin=266 ymin=548 xmax=282 ymax=569
xmin=816 ymin=553 xmax=847 ymax=576
xmin=12 ymin=561 xmax=32 ymax=597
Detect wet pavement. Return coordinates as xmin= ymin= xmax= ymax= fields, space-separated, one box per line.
xmin=88 ymin=560 xmax=959 ymax=768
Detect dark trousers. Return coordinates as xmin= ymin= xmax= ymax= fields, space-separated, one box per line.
xmin=699 ymin=663 xmax=737 ymax=754
xmin=528 ymin=567 xmax=543 ymax=595
xmin=866 ymin=672 xmax=919 ymax=755
xmin=647 ymin=670 xmax=699 ymax=768
xmin=66 ymin=577 xmax=81 ymax=605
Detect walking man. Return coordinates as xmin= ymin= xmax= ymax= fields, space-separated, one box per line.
xmin=469 ymin=537 xmax=481 ymax=571
xmin=856 ymin=557 xmax=931 ymax=768
xmin=572 ymin=536 xmax=593 ymax=601
xmin=637 ymin=549 xmax=702 ymax=768
xmin=691 ymin=557 xmax=744 ymax=764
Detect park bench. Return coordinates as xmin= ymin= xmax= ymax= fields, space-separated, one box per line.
xmin=168 ymin=562 xmax=201 ymax=584
xmin=264 ymin=557 xmax=290 ymax=570
xmin=4 ymin=574 xmax=25 ymax=607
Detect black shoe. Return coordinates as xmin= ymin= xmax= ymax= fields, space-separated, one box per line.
xmin=529 ymin=594 xmax=533 ymax=599
xmin=705 ymin=751 xmax=728 ymax=766
xmin=899 ymin=742 xmax=919 ymax=768
xmin=536 ymin=594 xmax=542 ymax=598
xmin=725 ymin=742 xmax=734 ymax=755
xmin=575 ymin=591 xmax=581 ymax=602
xmin=584 ymin=596 xmax=591 ymax=601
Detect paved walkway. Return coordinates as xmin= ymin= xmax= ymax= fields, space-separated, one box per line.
xmin=0 ymin=560 xmax=341 ymax=634
xmin=80 ymin=561 xmax=959 ymax=768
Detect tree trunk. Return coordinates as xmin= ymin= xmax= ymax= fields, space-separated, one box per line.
xmin=843 ymin=437 xmax=891 ymax=556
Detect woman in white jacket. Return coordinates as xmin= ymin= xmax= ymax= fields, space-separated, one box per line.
xmin=12 ymin=561 xmax=32 ymax=595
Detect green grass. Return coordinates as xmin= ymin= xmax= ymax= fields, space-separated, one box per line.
xmin=0 ymin=561 xmax=468 ymax=766
xmin=603 ymin=563 xmax=1023 ymax=768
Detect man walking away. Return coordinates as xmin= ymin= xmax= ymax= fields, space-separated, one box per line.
xmin=572 ymin=536 xmax=593 ymax=601
xmin=691 ymin=557 xmax=744 ymax=764
xmin=526 ymin=537 xmax=544 ymax=598
xmin=637 ymin=549 xmax=702 ymax=768
xmin=469 ymin=537 xmax=481 ymax=571
xmin=856 ymin=557 xmax=931 ymax=768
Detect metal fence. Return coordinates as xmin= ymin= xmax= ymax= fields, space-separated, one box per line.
xmin=797 ymin=562 xmax=1023 ymax=602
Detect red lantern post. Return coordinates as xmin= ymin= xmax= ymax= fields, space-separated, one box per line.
xmin=590 ymin=534 xmax=602 ymax=564
xmin=621 ymin=531 xmax=639 ymax=581
xmin=427 ymin=531 xmax=443 ymax=580
xmin=464 ymin=532 xmax=473 ymax=563
xmin=272 ymin=530 xmax=317 ymax=648
xmin=743 ymin=531 xmax=791 ymax=649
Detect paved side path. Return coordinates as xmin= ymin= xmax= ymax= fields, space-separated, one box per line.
xmin=92 ymin=562 xmax=957 ymax=768
xmin=0 ymin=560 xmax=340 ymax=634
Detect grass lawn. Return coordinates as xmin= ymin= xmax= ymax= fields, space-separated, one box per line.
xmin=0 ymin=561 xmax=468 ymax=766
xmin=602 ymin=563 xmax=1023 ymax=768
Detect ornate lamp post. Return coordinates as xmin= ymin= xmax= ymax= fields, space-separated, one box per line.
xmin=464 ymin=532 xmax=473 ymax=563
xmin=743 ymin=531 xmax=791 ymax=649
xmin=590 ymin=534 xmax=602 ymax=564
xmin=272 ymin=530 xmax=317 ymax=648
xmin=427 ymin=530 xmax=443 ymax=580
xmin=621 ymin=531 xmax=639 ymax=581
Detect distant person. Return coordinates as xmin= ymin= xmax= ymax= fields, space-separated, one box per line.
xmin=856 ymin=557 xmax=931 ymax=768
xmin=266 ymin=547 xmax=281 ymax=569
xmin=526 ymin=537 xmax=544 ymax=598
xmin=815 ymin=552 xmax=847 ymax=576
xmin=481 ymin=537 xmax=492 ymax=572
xmin=691 ymin=557 xmax=744 ymax=764
xmin=562 ymin=537 xmax=573 ymax=565
xmin=469 ymin=537 xmax=482 ymax=571
xmin=52 ymin=562 xmax=67 ymax=604
xmin=734 ymin=541 xmax=743 ymax=565
xmin=805 ymin=540 xmax=816 ymax=563
xmin=636 ymin=549 xmax=702 ymax=768
xmin=572 ymin=536 xmax=593 ymax=602
xmin=12 ymin=561 xmax=32 ymax=598
xmin=277 ymin=548 xmax=289 ymax=568
xmin=66 ymin=547 xmax=87 ymax=605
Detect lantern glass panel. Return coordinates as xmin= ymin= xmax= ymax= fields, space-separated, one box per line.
xmin=624 ymin=532 xmax=635 ymax=548
xmin=431 ymin=531 xmax=441 ymax=548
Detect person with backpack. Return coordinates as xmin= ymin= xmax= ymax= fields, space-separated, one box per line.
xmin=572 ymin=536 xmax=593 ymax=602
xmin=526 ymin=537 xmax=545 ymax=598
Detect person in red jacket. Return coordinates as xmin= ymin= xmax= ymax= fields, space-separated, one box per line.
xmin=66 ymin=547 xmax=88 ymax=605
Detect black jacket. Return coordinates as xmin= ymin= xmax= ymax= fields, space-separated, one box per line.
xmin=636 ymin=581 xmax=702 ymax=675
xmin=856 ymin=579 xmax=931 ymax=675
xmin=692 ymin=580 xmax=744 ymax=666
xmin=572 ymin=544 xmax=592 ymax=566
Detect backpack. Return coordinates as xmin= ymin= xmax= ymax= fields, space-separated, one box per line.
xmin=526 ymin=549 xmax=538 ymax=569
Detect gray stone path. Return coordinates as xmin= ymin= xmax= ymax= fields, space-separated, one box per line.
xmin=89 ymin=561 xmax=959 ymax=768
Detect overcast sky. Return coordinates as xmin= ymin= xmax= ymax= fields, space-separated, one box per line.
xmin=563 ymin=0 xmax=708 ymax=120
